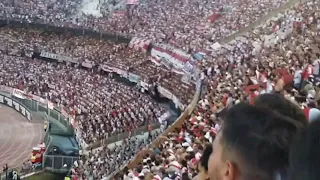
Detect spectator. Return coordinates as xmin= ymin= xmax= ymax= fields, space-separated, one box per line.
xmin=208 ymin=103 xmax=303 ymax=180
xmin=254 ymin=93 xmax=308 ymax=126
xmin=289 ymin=120 xmax=320 ymax=180
xmin=195 ymin=144 xmax=212 ymax=180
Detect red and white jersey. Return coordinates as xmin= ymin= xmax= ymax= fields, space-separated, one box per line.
xmin=303 ymin=65 xmax=314 ymax=80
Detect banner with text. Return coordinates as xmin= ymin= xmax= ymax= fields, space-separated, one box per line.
xmin=151 ymin=44 xmax=197 ymax=78
xmin=40 ymin=51 xmax=79 ymax=63
xmin=157 ymin=86 xmax=173 ymax=100
xmin=0 ymin=94 xmax=32 ymax=121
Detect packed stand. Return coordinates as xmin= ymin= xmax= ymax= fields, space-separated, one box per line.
xmin=1 ymin=0 xmax=289 ymax=50
xmin=73 ymin=131 xmax=159 ymax=180
xmin=198 ymin=0 xmax=320 ymax=115
xmin=0 ymin=54 xmax=166 ymax=145
xmin=0 ymin=26 xmax=194 ymax=105
xmin=114 ymin=0 xmax=320 ymax=179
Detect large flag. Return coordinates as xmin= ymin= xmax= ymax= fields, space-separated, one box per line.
xmin=128 ymin=37 xmax=151 ymax=53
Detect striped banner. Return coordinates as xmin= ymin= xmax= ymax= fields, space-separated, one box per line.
xmin=128 ymin=37 xmax=151 ymax=53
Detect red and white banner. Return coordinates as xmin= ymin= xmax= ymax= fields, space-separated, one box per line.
xmin=129 ymin=37 xmax=151 ymax=53
xmin=12 ymin=89 xmax=26 ymax=99
xmin=0 ymin=85 xmax=13 ymax=94
xmin=12 ymin=89 xmax=32 ymax=99
xmin=126 ymin=0 xmax=139 ymax=4
xmin=151 ymin=44 xmax=193 ymax=71
xmin=150 ymin=56 xmax=161 ymax=66
xmin=32 ymin=95 xmax=48 ymax=107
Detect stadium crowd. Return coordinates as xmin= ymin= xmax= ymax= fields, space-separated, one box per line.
xmin=111 ymin=0 xmax=320 ymax=180
xmin=0 ymin=26 xmax=194 ymax=105
xmin=1 ymin=0 xmax=290 ymax=50
xmin=0 ymin=54 xmax=166 ymax=145
xmin=0 ymin=0 xmax=319 ymax=179
xmin=75 ymin=130 xmax=159 ymax=180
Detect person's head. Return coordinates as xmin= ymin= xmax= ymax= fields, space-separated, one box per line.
xmin=289 ymin=120 xmax=320 ymax=180
xmin=198 ymin=144 xmax=212 ymax=180
xmin=258 ymin=85 xmax=264 ymax=92
xmin=207 ymin=103 xmax=303 ymax=180
xmin=254 ymin=93 xmax=308 ymax=127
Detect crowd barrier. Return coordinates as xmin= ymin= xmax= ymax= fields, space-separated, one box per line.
xmin=0 ymin=85 xmax=75 ymax=134
xmin=108 ymin=78 xmax=202 ymax=179
xmin=0 ymin=85 xmax=167 ymax=150
xmin=0 ymin=93 xmax=32 ymax=121
xmin=42 ymin=137 xmax=79 ymax=173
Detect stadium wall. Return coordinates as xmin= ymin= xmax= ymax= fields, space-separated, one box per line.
xmin=0 ymin=93 xmax=32 ymax=121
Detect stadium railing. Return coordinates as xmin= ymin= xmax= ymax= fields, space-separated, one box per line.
xmin=107 ymin=79 xmax=202 ymax=179
xmin=0 ymin=18 xmax=132 ymax=45
xmin=0 ymin=86 xmax=164 ymax=150
xmin=42 ymin=137 xmax=79 ymax=174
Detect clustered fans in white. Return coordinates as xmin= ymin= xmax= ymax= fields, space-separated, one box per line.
xmin=1 ymin=0 xmax=290 ymax=51
xmin=0 ymin=0 xmax=319 ymax=179
xmin=113 ymin=1 xmax=320 ymax=180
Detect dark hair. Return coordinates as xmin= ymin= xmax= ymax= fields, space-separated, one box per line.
xmin=123 ymin=167 xmax=129 ymax=175
xmin=221 ymin=103 xmax=303 ymax=180
xmin=254 ymin=93 xmax=308 ymax=127
xmin=155 ymin=160 xmax=160 ymax=166
xmin=289 ymin=120 xmax=320 ymax=180
xmin=182 ymin=173 xmax=191 ymax=180
xmin=199 ymin=144 xmax=212 ymax=172
xmin=136 ymin=166 xmax=142 ymax=173
xmin=180 ymin=159 xmax=188 ymax=168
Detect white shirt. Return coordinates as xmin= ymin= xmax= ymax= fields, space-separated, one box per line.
xmin=293 ymin=69 xmax=302 ymax=85
xmin=313 ymin=59 xmax=320 ymax=75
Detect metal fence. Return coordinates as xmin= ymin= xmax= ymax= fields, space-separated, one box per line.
xmin=0 ymin=89 xmax=161 ymax=150
xmin=42 ymin=155 xmax=78 ymax=173
xmin=7 ymin=94 xmax=74 ymax=134
xmin=89 ymin=123 xmax=160 ymax=149
xmin=0 ymin=90 xmax=74 ymax=139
